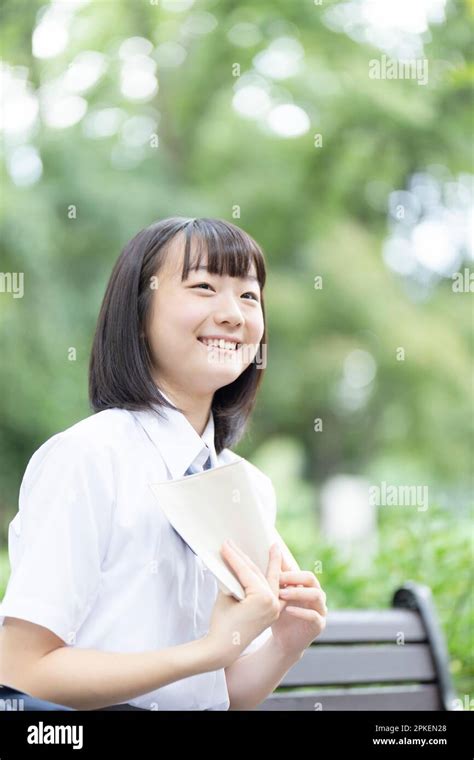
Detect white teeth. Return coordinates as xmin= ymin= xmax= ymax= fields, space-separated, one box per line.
xmin=199 ymin=338 xmax=239 ymax=350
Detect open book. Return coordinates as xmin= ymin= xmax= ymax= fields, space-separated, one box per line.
xmin=149 ymin=458 xmax=291 ymax=600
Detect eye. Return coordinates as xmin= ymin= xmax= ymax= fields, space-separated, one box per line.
xmin=191 ymin=283 xmax=215 ymax=292
xmin=241 ymin=292 xmax=260 ymax=302
xmin=190 ymin=283 xmax=259 ymax=301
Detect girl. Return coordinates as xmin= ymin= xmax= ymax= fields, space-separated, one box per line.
xmin=0 ymin=217 xmax=327 ymax=711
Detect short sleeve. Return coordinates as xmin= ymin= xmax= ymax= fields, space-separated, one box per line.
xmin=0 ymin=432 xmax=114 ymax=644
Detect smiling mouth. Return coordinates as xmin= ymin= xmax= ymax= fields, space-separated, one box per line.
xmin=197 ymin=337 xmax=242 ymax=351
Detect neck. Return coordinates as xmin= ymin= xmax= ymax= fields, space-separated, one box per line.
xmin=157 ymin=382 xmax=213 ymax=436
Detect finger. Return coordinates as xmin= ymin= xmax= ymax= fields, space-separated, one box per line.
xmin=279 ymin=570 xmax=321 ymax=588
xmin=285 ymin=607 xmax=327 ymax=630
xmin=279 ymin=587 xmax=327 ymax=614
xmin=280 ymin=586 xmax=327 ymax=604
xmin=220 ymin=542 xmax=266 ymax=592
xmin=265 ymin=543 xmax=282 ymax=597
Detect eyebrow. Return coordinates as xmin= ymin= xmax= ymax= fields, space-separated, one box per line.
xmin=191 ymin=265 xmax=259 ymax=283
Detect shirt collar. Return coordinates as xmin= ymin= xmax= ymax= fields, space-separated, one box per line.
xmin=131 ymin=391 xmax=217 ymax=479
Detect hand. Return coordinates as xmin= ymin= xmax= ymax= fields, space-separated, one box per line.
xmin=271 ymin=542 xmax=328 ymax=658
xmin=206 ymin=540 xmax=282 ymax=668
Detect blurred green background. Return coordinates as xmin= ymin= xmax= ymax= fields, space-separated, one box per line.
xmin=0 ymin=0 xmax=472 ymax=702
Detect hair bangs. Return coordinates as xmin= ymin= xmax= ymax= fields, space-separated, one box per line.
xmin=180 ymin=218 xmax=266 ymax=290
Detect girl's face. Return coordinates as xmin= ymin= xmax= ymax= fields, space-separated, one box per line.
xmin=146 ymin=234 xmax=265 ymax=398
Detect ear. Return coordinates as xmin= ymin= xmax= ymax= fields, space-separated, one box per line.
xmin=273 ymin=528 xmax=300 ymax=572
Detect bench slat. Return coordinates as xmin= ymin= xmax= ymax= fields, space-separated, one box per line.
xmin=258 ymin=684 xmax=442 ymax=711
xmin=316 ymin=610 xmax=426 ymax=643
xmin=281 ymin=644 xmax=436 ymax=685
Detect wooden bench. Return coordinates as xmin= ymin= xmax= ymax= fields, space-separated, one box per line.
xmin=257 ymin=581 xmax=459 ymax=711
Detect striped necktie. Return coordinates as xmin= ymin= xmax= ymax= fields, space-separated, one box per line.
xmin=184 ymin=453 xmax=212 ymax=476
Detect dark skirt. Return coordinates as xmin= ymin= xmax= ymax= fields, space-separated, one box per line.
xmin=0 ymin=685 xmax=147 ymax=711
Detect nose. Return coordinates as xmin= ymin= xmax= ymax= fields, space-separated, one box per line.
xmin=212 ymin=292 xmax=244 ymax=328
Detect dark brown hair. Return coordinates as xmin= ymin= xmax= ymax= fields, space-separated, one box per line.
xmin=89 ymin=217 xmax=267 ymax=454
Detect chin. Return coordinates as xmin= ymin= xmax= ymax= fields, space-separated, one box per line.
xmin=208 ymin=368 xmax=243 ymax=386
xmin=210 ymin=362 xmax=248 ymax=386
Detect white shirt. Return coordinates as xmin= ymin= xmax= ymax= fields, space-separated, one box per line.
xmin=0 ymin=397 xmax=277 ymax=710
